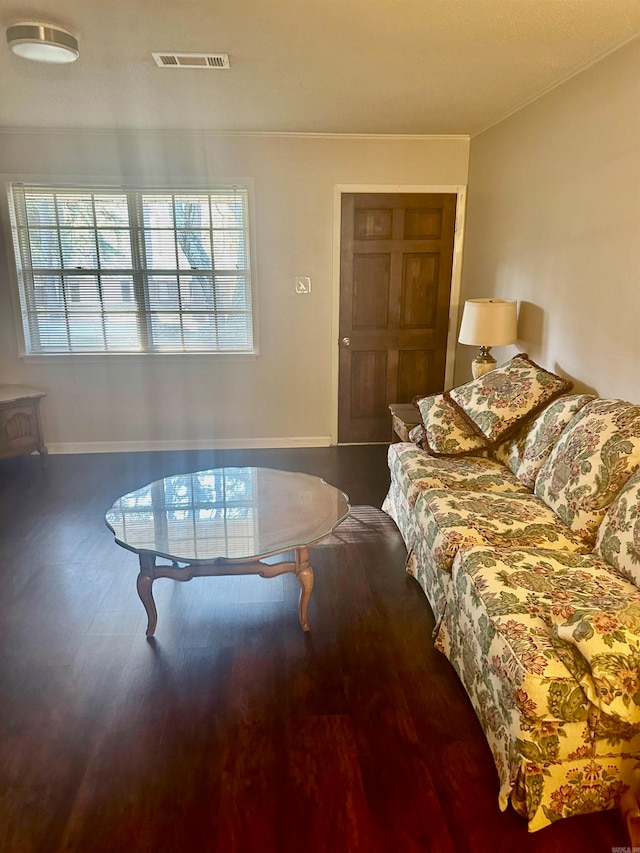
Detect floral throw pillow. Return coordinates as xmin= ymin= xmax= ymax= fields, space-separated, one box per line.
xmin=408 ymin=423 xmax=427 ymax=449
xmin=594 ymin=466 xmax=640 ymax=589
xmin=449 ymin=353 xmax=573 ymax=444
xmin=415 ymin=393 xmax=489 ymax=457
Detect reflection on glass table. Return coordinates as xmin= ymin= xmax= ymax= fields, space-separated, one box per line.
xmin=106 ymin=467 xmax=350 ymax=636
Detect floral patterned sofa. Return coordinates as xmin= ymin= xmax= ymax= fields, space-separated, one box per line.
xmin=382 ymin=354 xmax=640 ymax=831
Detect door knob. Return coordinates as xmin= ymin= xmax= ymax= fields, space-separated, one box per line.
xmin=341 ymin=337 xmax=351 ymax=347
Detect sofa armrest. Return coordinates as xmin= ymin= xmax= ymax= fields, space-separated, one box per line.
xmin=551 ymin=599 xmax=640 ymax=724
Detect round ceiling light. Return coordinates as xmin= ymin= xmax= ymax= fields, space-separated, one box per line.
xmin=6 ymin=22 xmax=79 ymax=64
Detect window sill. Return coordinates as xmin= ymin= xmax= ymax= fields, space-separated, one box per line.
xmin=20 ymin=351 xmax=259 ymax=364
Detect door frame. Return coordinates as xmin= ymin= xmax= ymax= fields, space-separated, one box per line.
xmin=331 ymin=184 xmax=468 ymax=444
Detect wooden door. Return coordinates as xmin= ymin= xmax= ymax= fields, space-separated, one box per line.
xmin=338 ymin=192 xmax=457 ymax=443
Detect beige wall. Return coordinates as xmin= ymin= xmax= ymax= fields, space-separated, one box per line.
xmin=0 ymin=132 xmax=469 ymax=450
xmin=457 ymin=38 xmax=640 ymax=400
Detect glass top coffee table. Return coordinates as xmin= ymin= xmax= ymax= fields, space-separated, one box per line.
xmin=105 ymin=467 xmax=350 ymax=636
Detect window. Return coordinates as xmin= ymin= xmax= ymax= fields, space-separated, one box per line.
xmin=8 ymin=184 xmax=254 ymax=354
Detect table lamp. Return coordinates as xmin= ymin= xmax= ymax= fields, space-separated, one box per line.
xmin=458 ymin=298 xmax=518 ymax=379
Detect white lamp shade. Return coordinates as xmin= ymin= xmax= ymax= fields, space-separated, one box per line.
xmin=458 ymin=298 xmax=518 ymax=347
xmin=7 ymin=23 xmax=79 ymax=64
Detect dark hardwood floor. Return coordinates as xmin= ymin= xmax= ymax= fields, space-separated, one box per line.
xmin=0 ymin=446 xmax=628 ymax=852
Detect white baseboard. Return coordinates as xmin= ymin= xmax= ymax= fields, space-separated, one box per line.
xmin=46 ymin=436 xmax=333 ymax=454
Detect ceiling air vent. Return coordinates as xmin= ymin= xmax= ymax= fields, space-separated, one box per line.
xmin=152 ymin=52 xmax=230 ymax=69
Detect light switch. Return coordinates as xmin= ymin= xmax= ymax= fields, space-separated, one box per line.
xmin=295 ymin=276 xmax=311 ymax=294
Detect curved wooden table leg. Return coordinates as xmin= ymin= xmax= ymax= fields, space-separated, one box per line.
xmin=137 ymin=554 xmax=158 ymax=638
xmin=295 ymin=546 xmax=314 ymax=632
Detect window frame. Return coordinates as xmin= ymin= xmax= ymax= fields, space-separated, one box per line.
xmin=3 ymin=178 xmax=259 ymax=359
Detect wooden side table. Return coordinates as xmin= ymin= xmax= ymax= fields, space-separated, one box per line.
xmin=389 ymin=403 xmax=420 ymax=442
xmin=0 ymin=385 xmax=48 ymax=464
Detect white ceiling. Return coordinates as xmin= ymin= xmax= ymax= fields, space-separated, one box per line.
xmin=1 ymin=0 xmax=639 ymax=136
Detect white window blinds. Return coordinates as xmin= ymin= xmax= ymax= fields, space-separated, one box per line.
xmin=9 ymin=185 xmax=254 ymax=354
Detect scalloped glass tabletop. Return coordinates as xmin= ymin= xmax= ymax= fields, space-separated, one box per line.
xmin=106 ymin=467 xmax=350 ymax=563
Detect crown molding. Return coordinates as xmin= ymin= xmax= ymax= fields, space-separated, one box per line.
xmin=0 ymin=126 xmax=470 ymax=141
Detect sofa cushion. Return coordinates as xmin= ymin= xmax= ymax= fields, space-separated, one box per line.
xmin=449 ymin=547 xmax=599 ymax=722
xmin=594 ymin=466 xmax=640 ymax=589
xmin=414 ymin=490 xmax=588 ymax=575
xmin=535 ymin=399 xmax=640 ymax=546
xmin=449 ymin=353 xmax=573 ymax=444
xmin=415 ymin=393 xmax=489 ymax=456
xmin=387 ymin=443 xmax=529 ymax=511
xmin=493 ymin=394 xmax=595 ymax=490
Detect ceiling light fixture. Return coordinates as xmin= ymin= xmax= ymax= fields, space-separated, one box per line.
xmin=6 ymin=22 xmax=79 ymax=64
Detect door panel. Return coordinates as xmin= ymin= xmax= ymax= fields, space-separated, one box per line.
xmin=400 ymin=254 xmax=438 ymax=327
xmin=397 ymin=350 xmax=433 ymax=402
xmin=350 ymin=350 xmax=388 ymax=419
xmin=404 ymin=207 xmax=443 ymax=239
xmin=338 ymin=192 xmax=457 ymax=443
xmin=353 ymin=255 xmax=390 ymax=327
xmin=354 ymin=207 xmax=393 ymax=239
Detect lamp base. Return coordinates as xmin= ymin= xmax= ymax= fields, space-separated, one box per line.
xmin=471 ymin=347 xmax=496 ymax=379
